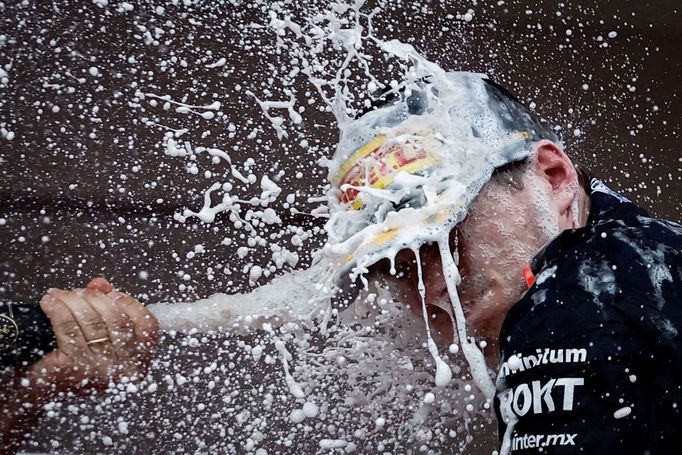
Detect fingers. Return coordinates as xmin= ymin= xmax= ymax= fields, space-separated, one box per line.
xmin=47 ymin=288 xmax=116 ymax=360
xmin=86 ymin=276 xmax=113 ymax=294
xmin=109 ymin=292 xmax=159 ymax=347
xmin=81 ymin=288 xmax=135 ymax=356
xmin=40 ymin=294 xmax=88 ymax=359
xmin=37 ymin=286 xmax=159 ymax=394
xmin=110 ymin=293 xmax=159 ymax=372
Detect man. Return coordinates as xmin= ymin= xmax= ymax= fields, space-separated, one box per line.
xmin=421 ymin=139 xmax=681 ymax=454
xmin=0 ymin=278 xmax=159 ymax=454
xmin=325 ymin=73 xmax=682 ymax=453
xmin=5 ymin=73 xmax=680 ymax=454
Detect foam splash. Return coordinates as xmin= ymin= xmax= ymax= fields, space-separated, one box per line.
xmin=149 ymin=271 xmax=494 ymax=452
xmin=319 ymin=52 xmax=537 ymax=399
xmin=414 ymin=246 xmax=452 ymax=387
xmin=139 ymin=3 xmax=506 ymax=444
xmin=148 ymin=0 xmax=524 ymax=403
xmin=154 ymin=45 xmax=508 ymax=404
xmin=437 ymin=239 xmax=496 ymax=398
xmin=3 ymin=0 xmax=669 ymax=452
xmin=147 ymin=261 xmax=334 ymax=333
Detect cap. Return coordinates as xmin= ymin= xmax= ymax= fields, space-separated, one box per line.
xmin=322 ymin=72 xmax=558 ymax=289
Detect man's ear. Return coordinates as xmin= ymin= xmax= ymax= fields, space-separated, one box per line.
xmin=531 ymin=140 xmax=579 ymax=211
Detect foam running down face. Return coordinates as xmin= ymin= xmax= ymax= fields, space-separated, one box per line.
xmin=323 ymin=66 xmax=559 ymax=397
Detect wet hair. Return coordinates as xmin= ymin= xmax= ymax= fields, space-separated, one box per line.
xmin=361 ymin=76 xmax=593 ymax=192
xmin=489 ymin=157 xmax=531 ymax=191
xmin=482 ymin=80 xmax=593 ymax=193
xmin=481 ymin=78 xmax=559 ymax=145
xmin=489 ymin=157 xmax=593 ymax=194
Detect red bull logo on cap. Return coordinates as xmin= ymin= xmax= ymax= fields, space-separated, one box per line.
xmin=335 ymin=133 xmax=441 ymax=210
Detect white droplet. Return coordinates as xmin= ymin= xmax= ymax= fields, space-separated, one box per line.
xmin=289 ymin=409 xmax=306 ymax=423
xmin=614 ymin=406 xmax=631 ymax=419
xmin=507 ymin=354 xmax=522 ymax=371
xmin=302 ymin=401 xmax=318 ymax=418
xmin=434 ymin=357 xmax=452 ymax=386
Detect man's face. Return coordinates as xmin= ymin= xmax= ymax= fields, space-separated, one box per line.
xmin=392 ymin=169 xmax=562 ymax=343
xmin=454 ymin=173 xmax=561 ymax=338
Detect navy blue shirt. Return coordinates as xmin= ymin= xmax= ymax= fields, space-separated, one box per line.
xmin=495 ymin=179 xmax=682 ymax=454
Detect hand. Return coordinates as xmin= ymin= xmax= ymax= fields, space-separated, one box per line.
xmin=25 ymin=277 xmax=159 ymax=397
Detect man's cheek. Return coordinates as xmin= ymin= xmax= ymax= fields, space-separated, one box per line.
xmin=465 ymin=289 xmax=505 ymax=333
xmin=462 ymin=301 xmax=492 ymax=334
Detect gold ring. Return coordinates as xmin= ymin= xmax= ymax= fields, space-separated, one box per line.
xmin=86 ymin=337 xmax=110 ymax=345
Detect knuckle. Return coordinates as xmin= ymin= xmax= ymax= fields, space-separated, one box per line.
xmin=57 ymin=320 xmax=81 ymax=338
xmin=53 ymin=351 xmax=76 ymax=369
xmin=82 ymin=288 xmax=98 ymax=298
xmin=82 ymin=317 xmax=107 ymax=333
xmin=107 ymin=315 xmax=132 ymax=333
xmin=58 ymin=290 xmax=76 ymax=300
xmin=116 ymin=295 xmax=138 ymax=306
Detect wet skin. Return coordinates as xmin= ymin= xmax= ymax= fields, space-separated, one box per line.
xmin=387 ymin=140 xmax=591 ymax=362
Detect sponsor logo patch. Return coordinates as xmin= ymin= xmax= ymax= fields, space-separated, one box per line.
xmin=336 ymin=133 xmax=440 ymax=209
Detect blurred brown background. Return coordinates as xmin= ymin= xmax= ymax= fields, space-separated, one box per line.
xmin=0 ymin=0 xmax=680 ymax=452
